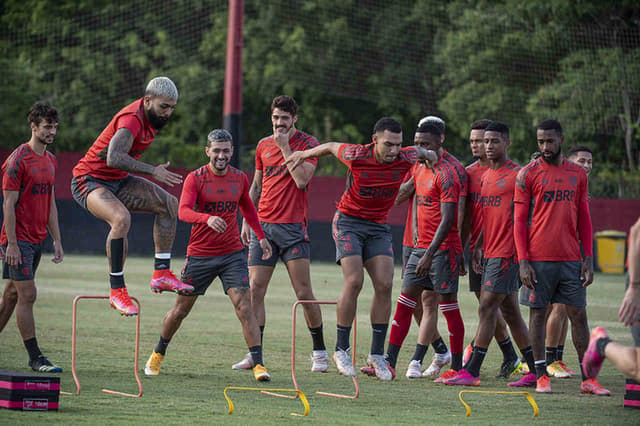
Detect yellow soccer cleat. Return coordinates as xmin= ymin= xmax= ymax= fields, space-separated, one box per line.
xmin=253 ymin=364 xmax=271 ymax=382
xmin=548 ymin=360 xmax=570 ymax=378
xmin=145 ymin=351 xmax=164 ymax=376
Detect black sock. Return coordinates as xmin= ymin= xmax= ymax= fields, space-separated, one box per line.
xmin=109 ymin=238 xmax=125 ymax=289
xmin=370 ymin=323 xmax=388 ymax=355
xmin=520 ymin=346 xmax=536 ymax=374
xmin=452 ymin=352 xmax=463 ymax=371
xmin=309 ymin=324 xmax=326 ymax=351
xmin=249 ymin=345 xmax=264 ymax=366
xmin=579 ymin=355 xmax=587 ymax=381
xmin=260 ymin=326 xmax=265 ymax=345
xmin=24 ymin=337 xmax=43 ymax=361
xmin=498 ymin=337 xmax=518 ymax=361
xmin=469 ymin=338 xmax=475 ymax=349
xmin=557 ymin=344 xmax=564 ymax=361
xmin=154 ymin=336 xmax=171 ymax=355
xmin=466 ymin=346 xmax=487 ymax=377
xmin=386 ymin=343 xmax=401 ymax=369
xmin=412 ymin=344 xmax=429 ymax=363
xmin=535 ymin=360 xmax=547 ymax=379
xmin=545 ymin=346 xmax=557 ymax=364
xmin=596 ymin=337 xmax=612 ymax=358
xmin=154 ymin=254 xmax=170 ymax=271
xmin=432 ymin=337 xmax=448 ymax=354
xmin=336 ymin=325 xmax=352 ymax=351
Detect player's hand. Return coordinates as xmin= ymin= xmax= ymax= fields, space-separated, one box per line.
xmin=153 ymin=162 xmax=183 ymax=187
xmin=4 ymin=242 xmax=21 ymax=267
xmin=206 ymin=216 xmax=228 ymax=233
xmin=51 ymin=240 xmax=64 ymax=264
xmin=283 ymin=151 xmax=306 ymax=171
xmin=240 ymin=221 xmax=251 ymax=246
xmin=472 ymin=248 xmax=484 ymax=275
xmin=519 ymin=259 xmax=537 ymax=290
xmin=416 ymin=251 xmax=433 ymax=277
xmin=619 ymin=285 xmax=640 ymax=327
xmin=419 ymin=149 xmax=438 ymax=169
xmin=259 ymin=238 xmax=273 ymax=260
xmin=581 ymin=255 xmax=594 ymax=287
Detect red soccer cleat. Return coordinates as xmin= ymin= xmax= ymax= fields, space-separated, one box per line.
xmin=110 ymin=287 xmax=138 ymax=316
xmin=583 ymin=326 xmax=608 ymax=379
xmin=580 ymin=378 xmax=611 ymax=396
xmin=150 ymin=270 xmax=194 ymax=295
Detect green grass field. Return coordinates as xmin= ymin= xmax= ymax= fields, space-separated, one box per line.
xmin=1 ymin=255 xmax=638 ymax=425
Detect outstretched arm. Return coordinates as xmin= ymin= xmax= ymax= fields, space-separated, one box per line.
xmin=283 ymin=142 xmax=342 ymax=171
xmin=274 ymin=131 xmax=317 ymax=189
xmin=395 ymin=176 xmax=415 ymax=205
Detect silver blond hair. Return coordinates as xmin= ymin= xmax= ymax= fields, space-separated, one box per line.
xmin=418 ymin=115 xmax=445 ymax=133
xmin=145 ymin=77 xmax=179 ymax=100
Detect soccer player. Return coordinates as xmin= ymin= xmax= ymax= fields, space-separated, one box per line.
xmin=285 ymin=117 xmax=436 ymax=381
xmin=583 ymin=216 xmax=640 ymax=383
xmin=0 ymin=102 xmax=64 ymax=372
xmin=515 ymin=119 xmax=609 ymax=394
xmin=71 ymin=77 xmax=194 ymax=316
xmin=232 ymin=95 xmax=329 ymax=372
xmin=443 ymin=121 xmax=536 ymax=387
xmin=460 ymin=119 xmax=520 ymax=379
xmin=383 ymin=122 xmax=466 ymax=383
xmin=144 ymin=130 xmax=272 ymax=381
xmin=545 ymin=145 xmax=594 ymax=378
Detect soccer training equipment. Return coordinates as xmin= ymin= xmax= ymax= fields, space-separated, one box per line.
xmin=497 ymin=358 xmax=522 ymax=379
xmin=366 ymin=354 xmax=394 ymax=381
xmin=232 ymin=353 xmax=254 ymax=370
xmin=224 ymin=386 xmax=310 ymax=417
xmin=457 ymin=390 xmax=540 ymax=418
xmin=580 ymin=378 xmax=611 ymax=396
xmin=583 ymin=326 xmax=608 ymax=379
xmin=406 ymin=360 xmax=423 ymax=379
xmin=333 ymin=349 xmax=356 ymax=377
xmin=144 ymin=351 xmax=164 ymax=376
xmin=150 ymin=269 xmax=195 ymax=295
xmin=110 ymin=287 xmax=139 ymax=316
xmin=253 ymin=364 xmax=271 ymax=382
xmin=29 ymin=356 xmax=63 ymax=373
xmin=535 ymin=374 xmax=552 ymax=393
xmin=434 ymin=369 xmax=458 ymax=383
xmin=508 ymin=373 xmax=537 ymax=387
xmin=423 ymin=350 xmax=451 ymax=377
xmin=311 ymin=350 xmax=330 ymax=373
xmin=547 ymin=360 xmax=570 ymax=378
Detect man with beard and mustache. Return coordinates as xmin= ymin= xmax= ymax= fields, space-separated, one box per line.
xmin=144 ymin=130 xmax=273 ymax=381
xmin=71 ymin=77 xmax=194 ymax=317
xmin=0 ymin=102 xmax=64 ymax=372
xmin=515 ymin=119 xmax=609 ymax=395
xmin=231 ymin=95 xmax=330 ymax=373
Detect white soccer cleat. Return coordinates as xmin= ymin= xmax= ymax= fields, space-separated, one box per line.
xmin=231 ymin=353 xmax=254 ymax=370
xmin=423 ymin=350 xmax=451 ymax=378
xmin=406 ymin=360 xmax=423 ymax=379
xmin=311 ymin=350 xmax=330 ymax=372
xmin=367 ymin=354 xmax=394 ymax=381
xmin=333 ymin=349 xmax=356 ymax=377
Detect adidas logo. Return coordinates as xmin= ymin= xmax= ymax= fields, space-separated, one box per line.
xmin=392 ymin=320 xmax=400 ymax=327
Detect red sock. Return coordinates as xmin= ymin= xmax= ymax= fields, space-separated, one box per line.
xmin=388 ymin=293 xmax=417 ymax=347
xmin=439 ymin=301 xmax=464 ymax=354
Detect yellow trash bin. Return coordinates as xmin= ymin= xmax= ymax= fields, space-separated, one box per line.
xmin=595 ymin=230 xmax=627 ymax=274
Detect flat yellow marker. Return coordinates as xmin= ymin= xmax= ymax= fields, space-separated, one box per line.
xmin=223 ymin=386 xmax=310 ymax=417
xmin=458 ymin=390 xmax=539 ymax=417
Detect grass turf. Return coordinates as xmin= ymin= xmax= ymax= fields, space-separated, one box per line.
xmin=0 ymin=255 xmax=637 ymax=424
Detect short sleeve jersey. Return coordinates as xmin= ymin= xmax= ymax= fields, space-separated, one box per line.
xmin=514 ymin=158 xmax=589 ymax=261
xmin=337 ymin=143 xmax=417 ymax=223
xmin=442 ymin=150 xmax=469 ymax=199
xmin=180 ymin=165 xmax=249 ymax=257
xmin=480 ymin=160 xmax=520 ymax=258
xmin=414 ymin=157 xmax=461 ymax=250
xmin=1 ymin=143 xmax=57 ymax=244
xmin=466 ymin=161 xmax=490 ymax=251
xmin=255 ymin=130 xmax=319 ymax=224
xmin=72 ymin=98 xmax=156 ymax=180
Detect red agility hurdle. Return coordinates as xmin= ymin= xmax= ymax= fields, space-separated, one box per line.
xmin=262 ymin=300 xmax=359 ymax=400
xmin=60 ymin=295 xmax=143 ymax=398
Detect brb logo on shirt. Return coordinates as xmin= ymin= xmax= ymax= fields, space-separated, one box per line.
xmin=203 ymin=201 xmax=238 ymax=213
xmin=480 ymin=195 xmax=501 ymax=207
xmin=542 ymin=190 xmax=575 ymax=203
xmin=264 ymin=165 xmax=288 ymax=177
xmin=31 ymin=182 xmax=53 ymax=195
xmin=358 ymin=186 xmax=396 ymax=199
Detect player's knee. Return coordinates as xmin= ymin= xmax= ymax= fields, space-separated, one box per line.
xmin=110 ymin=210 xmax=131 ymax=233
xmin=2 ymin=284 xmax=18 ymax=303
xmin=18 ymin=286 xmax=37 ymax=305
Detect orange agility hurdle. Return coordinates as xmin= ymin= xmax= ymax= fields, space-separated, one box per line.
xmin=60 ymin=295 xmax=143 ymax=398
xmin=262 ymin=300 xmax=359 ymax=400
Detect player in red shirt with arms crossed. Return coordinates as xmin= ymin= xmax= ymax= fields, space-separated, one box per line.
xmin=515 ymin=119 xmax=608 ymax=395
xmin=444 ymin=121 xmax=536 ymax=387
xmin=0 ymin=102 xmax=64 ymax=372
xmin=71 ymin=77 xmax=194 ymax=317
xmin=286 ymin=117 xmax=436 ymax=381
xmin=144 ymin=130 xmax=273 ymax=381
xmin=231 ymin=96 xmax=329 ymax=372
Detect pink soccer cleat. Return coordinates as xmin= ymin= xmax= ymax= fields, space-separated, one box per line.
xmin=150 ymin=270 xmax=194 ymax=295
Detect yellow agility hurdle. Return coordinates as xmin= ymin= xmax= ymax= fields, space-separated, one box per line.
xmin=223 ymin=386 xmax=310 ymax=417
xmin=458 ymin=390 xmax=539 ymax=418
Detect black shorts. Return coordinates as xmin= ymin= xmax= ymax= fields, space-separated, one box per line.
xmin=332 ymin=211 xmax=393 ymax=264
xmin=519 ymin=261 xmax=586 ymax=308
xmin=2 ymin=241 xmax=42 ymax=281
xmin=481 ymin=256 xmax=520 ymax=294
xmin=248 ymin=222 xmax=310 ymax=267
xmin=402 ymin=248 xmax=461 ymax=294
xmin=71 ymin=175 xmax=133 ymax=209
xmin=181 ymin=250 xmax=249 ymax=295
